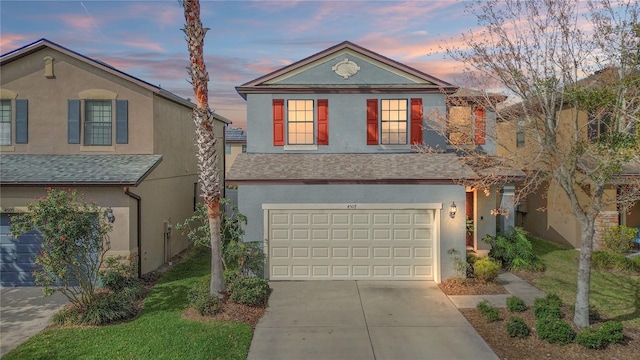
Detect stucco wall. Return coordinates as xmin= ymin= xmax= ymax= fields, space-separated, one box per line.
xmin=237 ymin=183 xmax=467 ymax=281
xmin=0 ymin=47 xmax=154 ymax=154
xmin=246 ymin=92 xmax=446 ymax=154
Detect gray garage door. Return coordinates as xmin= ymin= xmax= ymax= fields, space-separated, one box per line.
xmin=0 ymin=214 xmax=43 ymax=287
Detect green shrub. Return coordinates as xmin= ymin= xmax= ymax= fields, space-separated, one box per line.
xmin=506 ymin=296 xmax=527 ymax=312
xmin=576 ymin=327 xmax=605 ymax=349
xmin=533 ymin=294 xmax=563 ymax=320
xmin=506 ymin=316 xmax=530 ymax=338
xmin=447 ymin=248 xmax=471 ymax=279
xmin=52 ymin=291 xmax=138 ymax=326
xmin=603 ymin=225 xmax=638 ymax=254
xmin=598 ymin=320 xmax=624 ymax=344
xmin=474 ymin=257 xmax=501 ymax=283
xmin=228 ymin=277 xmax=271 ymax=306
xmin=592 ymin=251 xmax=640 ymax=273
xmin=481 ymin=227 xmax=545 ymax=271
xmin=477 ymin=300 xmax=500 ymax=322
xmin=100 ymin=257 xmax=142 ymax=293
xmin=536 ymin=318 xmax=575 ymax=344
xmin=188 ymin=275 xmax=221 ymax=316
xmin=177 ymin=201 xmax=265 ymax=277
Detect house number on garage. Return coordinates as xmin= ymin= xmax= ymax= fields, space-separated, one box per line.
xmin=347 ymin=204 xmax=357 ymax=209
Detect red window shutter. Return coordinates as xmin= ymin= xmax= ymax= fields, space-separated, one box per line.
xmin=474 ymin=106 xmax=486 ymax=145
xmin=272 ymin=99 xmax=285 ymax=146
xmin=366 ymin=99 xmax=379 ymax=145
xmin=317 ymin=99 xmax=328 ymax=145
xmin=410 ymin=98 xmax=423 ymax=144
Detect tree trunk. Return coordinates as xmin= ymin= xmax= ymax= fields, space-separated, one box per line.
xmin=208 ymin=202 xmax=225 ymax=295
xmin=574 ymin=218 xmax=595 ymax=328
xmin=183 ymin=0 xmax=225 ymax=297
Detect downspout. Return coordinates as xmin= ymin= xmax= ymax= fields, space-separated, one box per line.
xmin=124 ymin=187 xmax=142 ymax=278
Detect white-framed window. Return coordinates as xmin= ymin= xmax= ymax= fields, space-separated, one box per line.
xmin=380 ymin=99 xmax=408 ymax=145
xmin=84 ymin=100 xmax=112 ymax=146
xmin=0 ymin=100 xmax=11 ymax=146
xmin=287 ymin=99 xmax=314 ymax=145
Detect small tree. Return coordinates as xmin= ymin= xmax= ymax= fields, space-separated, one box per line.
xmin=10 ymin=188 xmax=112 ymax=307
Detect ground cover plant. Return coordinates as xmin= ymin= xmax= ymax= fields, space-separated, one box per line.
xmin=453 ymin=236 xmax=640 ymax=359
xmin=3 ymin=248 xmax=255 ymax=360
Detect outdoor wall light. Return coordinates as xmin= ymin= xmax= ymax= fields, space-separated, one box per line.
xmin=105 ymin=207 xmax=116 ymax=224
xmin=449 ymin=202 xmax=457 ymax=219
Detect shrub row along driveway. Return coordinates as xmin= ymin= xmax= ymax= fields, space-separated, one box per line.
xmin=249 ymin=280 xmax=498 ymax=360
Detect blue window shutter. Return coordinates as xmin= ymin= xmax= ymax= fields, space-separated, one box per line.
xmin=15 ymin=99 xmax=28 ymax=144
xmin=116 ymin=100 xmax=128 ymax=144
xmin=68 ymin=100 xmax=81 ymax=144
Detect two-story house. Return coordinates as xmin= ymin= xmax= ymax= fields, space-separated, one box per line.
xmin=0 ymin=39 xmax=229 ymax=286
xmin=227 ymin=41 xmax=510 ymax=282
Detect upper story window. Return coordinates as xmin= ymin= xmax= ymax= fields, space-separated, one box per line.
xmin=380 ymin=99 xmax=408 ymax=145
xmin=287 ymin=100 xmax=314 ymax=145
xmin=272 ymin=99 xmax=328 ymax=147
xmin=67 ymin=92 xmax=128 ymax=147
xmin=587 ymin=112 xmax=612 ymax=141
xmin=225 ymin=143 xmax=231 ymax=154
xmin=367 ymin=98 xmax=423 ymax=146
xmin=241 ymin=144 xmax=247 ymax=153
xmin=84 ymin=100 xmax=112 ymax=146
xmin=0 ymin=94 xmax=29 ymax=147
xmin=0 ymin=100 xmax=11 ymax=145
xmin=516 ymin=117 xmax=525 ymax=148
xmin=447 ymin=105 xmax=486 ymax=146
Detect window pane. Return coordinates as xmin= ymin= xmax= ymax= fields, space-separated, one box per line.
xmin=85 ymin=100 xmax=112 ymax=146
xmin=0 ymin=100 xmax=11 ymax=146
xmin=287 ymin=100 xmax=314 ymax=145
xmin=447 ymin=106 xmax=472 ymax=145
xmin=380 ymin=99 xmax=407 ymax=145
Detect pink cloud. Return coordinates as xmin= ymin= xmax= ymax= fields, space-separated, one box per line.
xmin=56 ymin=13 xmax=97 ymax=33
xmin=0 ymin=34 xmax=30 ymax=53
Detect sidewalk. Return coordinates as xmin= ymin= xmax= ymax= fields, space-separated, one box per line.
xmin=447 ymin=272 xmax=546 ymax=309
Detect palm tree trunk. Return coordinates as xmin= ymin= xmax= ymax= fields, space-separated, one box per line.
xmin=182 ymin=0 xmax=225 ymax=296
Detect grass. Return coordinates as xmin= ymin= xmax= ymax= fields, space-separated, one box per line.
xmin=3 ymin=248 xmax=253 ymax=360
xmin=527 ymin=237 xmax=640 ymax=329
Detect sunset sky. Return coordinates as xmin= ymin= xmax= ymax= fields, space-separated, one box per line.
xmin=1 ymin=1 xmax=508 ymax=129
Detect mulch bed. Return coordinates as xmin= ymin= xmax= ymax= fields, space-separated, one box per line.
xmin=438 ymin=274 xmax=639 ymax=360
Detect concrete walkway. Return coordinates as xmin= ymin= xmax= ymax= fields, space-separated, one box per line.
xmin=448 ymin=272 xmax=547 ymax=309
xmin=248 ymin=281 xmax=499 ymax=360
xmin=0 ymin=287 xmax=69 ymax=357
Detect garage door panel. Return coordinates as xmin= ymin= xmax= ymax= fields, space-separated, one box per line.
xmin=268 ymin=208 xmax=435 ymax=280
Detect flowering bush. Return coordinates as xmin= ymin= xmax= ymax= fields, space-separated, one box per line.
xmin=10 ymin=188 xmax=112 ymax=307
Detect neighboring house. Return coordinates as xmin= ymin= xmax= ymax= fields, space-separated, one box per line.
xmin=0 ymin=39 xmax=229 ymax=286
xmin=496 ymin=69 xmax=640 ymax=249
xmin=224 ymin=127 xmax=247 ymax=175
xmin=228 ymin=41 xmax=513 ymax=282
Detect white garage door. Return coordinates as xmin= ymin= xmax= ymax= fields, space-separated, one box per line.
xmin=265 ymin=205 xmax=438 ymax=280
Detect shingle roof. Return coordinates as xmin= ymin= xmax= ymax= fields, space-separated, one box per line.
xmin=0 ymin=154 xmax=162 ymax=186
xmin=226 ymin=153 xmax=477 ymax=183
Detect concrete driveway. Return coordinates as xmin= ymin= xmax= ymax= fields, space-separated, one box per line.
xmin=248 ymin=281 xmax=498 ymax=360
xmin=0 ymin=287 xmax=68 ymax=357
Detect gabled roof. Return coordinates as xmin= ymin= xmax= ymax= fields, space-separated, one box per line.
xmin=0 ymin=154 xmax=162 ymax=186
xmin=1 ymin=39 xmax=200 ymax=113
xmin=227 ymin=153 xmax=476 ymax=184
xmin=236 ymin=41 xmax=458 ymax=99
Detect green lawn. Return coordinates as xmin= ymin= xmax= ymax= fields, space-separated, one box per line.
xmin=4 ymin=248 xmax=253 ymax=360
xmin=528 ymin=237 xmax=640 ymax=329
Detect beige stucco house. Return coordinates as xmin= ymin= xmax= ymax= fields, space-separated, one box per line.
xmin=0 ymin=39 xmax=229 ymax=285
xmin=496 ymin=70 xmax=640 ymax=249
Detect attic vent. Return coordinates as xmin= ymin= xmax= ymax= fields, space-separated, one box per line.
xmin=43 ymin=56 xmax=54 ymax=78
xmin=332 ymin=58 xmax=360 ymax=79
